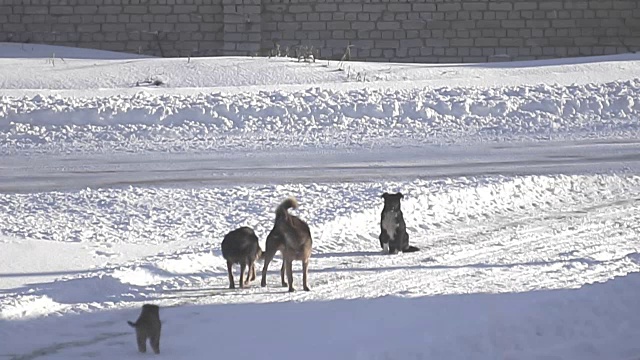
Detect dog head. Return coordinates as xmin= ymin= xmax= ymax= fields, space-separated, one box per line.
xmin=381 ymin=192 xmax=404 ymax=211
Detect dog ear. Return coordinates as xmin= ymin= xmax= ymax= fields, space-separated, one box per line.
xmin=398 ymin=192 xmax=404 ymax=199
xmin=381 ymin=192 xmax=389 ymax=199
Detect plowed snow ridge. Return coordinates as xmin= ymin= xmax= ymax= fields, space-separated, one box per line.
xmin=2 ymin=79 xmax=640 ymax=153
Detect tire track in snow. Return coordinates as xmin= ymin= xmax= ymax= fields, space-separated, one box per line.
xmin=3 ymin=79 xmax=640 ymax=155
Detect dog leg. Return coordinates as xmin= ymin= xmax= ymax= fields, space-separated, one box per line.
xmin=246 ymin=260 xmax=254 ymax=284
xmin=280 ymin=260 xmax=288 ymax=287
xmin=302 ymin=258 xmax=310 ymax=291
xmin=401 ymin=232 xmax=409 ymax=251
xmin=260 ymin=249 xmax=277 ymax=287
xmin=150 ymin=332 xmax=160 ymax=354
xmin=286 ymin=258 xmax=295 ymax=292
xmin=250 ymin=261 xmax=257 ymax=281
xmin=136 ymin=330 xmax=147 ymax=353
xmin=379 ymin=230 xmax=391 ymax=250
xmin=388 ymin=242 xmax=399 ymax=255
xmin=239 ymin=262 xmax=246 ymax=289
xmin=226 ymin=261 xmax=235 ymax=289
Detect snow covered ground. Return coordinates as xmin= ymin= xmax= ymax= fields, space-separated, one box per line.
xmin=2 ymin=43 xmax=640 ymax=359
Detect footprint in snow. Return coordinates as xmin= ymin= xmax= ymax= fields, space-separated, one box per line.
xmin=94 ymin=250 xmax=119 ymax=258
xmin=80 ymin=351 xmax=100 ymax=357
xmin=558 ymin=250 xmax=579 ymax=257
xmin=105 ymin=340 xmax=127 ymax=347
xmin=84 ymin=320 xmax=116 ymax=329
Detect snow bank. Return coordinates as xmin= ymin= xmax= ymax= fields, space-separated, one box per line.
xmin=2 ymin=79 xmax=640 ymax=154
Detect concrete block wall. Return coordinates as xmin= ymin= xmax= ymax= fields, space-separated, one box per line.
xmin=223 ymin=1 xmax=262 ymax=55
xmin=261 ymin=0 xmax=640 ymax=62
xmin=0 ymin=0 xmax=639 ymax=63
xmin=0 ymin=0 xmax=226 ymax=57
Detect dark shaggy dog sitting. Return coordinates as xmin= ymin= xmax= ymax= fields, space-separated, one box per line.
xmin=379 ymin=192 xmax=419 ymax=254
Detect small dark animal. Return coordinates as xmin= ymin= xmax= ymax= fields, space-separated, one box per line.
xmin=379 ymin=192 xmax=419 ymax=254
xmin=221 ymin=226 xmax=263 ymax=289
xmin=127 ymin=304 xmax=162 ymax=354
xmin=261 ymin=197 xmax=313 ymax=292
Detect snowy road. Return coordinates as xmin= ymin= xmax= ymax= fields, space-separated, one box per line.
xmin=2 ymin=139 xmax=640 ymax=193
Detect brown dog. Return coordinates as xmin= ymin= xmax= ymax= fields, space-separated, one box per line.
xmin=221 ymin=226 xmax=263 ymax=289
xmin=127 ymin=304 xmax=161 ymax=354
xmin=260 ymin=197 xmax=312 ymax=292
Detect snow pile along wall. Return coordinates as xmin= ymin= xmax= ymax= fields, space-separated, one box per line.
xmin=1 ymin=79 xmax=640 ymax=153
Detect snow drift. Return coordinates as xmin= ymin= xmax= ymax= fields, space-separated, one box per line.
xmin=2 ymin=79 xmax=640 ymax=154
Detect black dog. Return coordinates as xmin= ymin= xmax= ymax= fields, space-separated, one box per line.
xmin=127 ymin=304 xmax=162 ymax=354
xmin=221 ymin=226 xmax=263 ymax=289
xmin=261 ymin=197 xmax=313 ymax=292
xmin=379 ymin=192 xmax=419 ymax=254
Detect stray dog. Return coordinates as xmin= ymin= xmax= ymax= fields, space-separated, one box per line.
xmin=127 ymin=304 xmax=161 ymax=354
xmin=261 ymin=197 xmax=312 ymax=292
xmin=379 ymin=192 xmax=419 ymax=254
xmin=221 ymin=226 xmax=263 ymax=289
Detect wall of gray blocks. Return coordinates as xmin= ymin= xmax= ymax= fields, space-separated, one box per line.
xmin=1 ymin=0 xmax=639 ymax=63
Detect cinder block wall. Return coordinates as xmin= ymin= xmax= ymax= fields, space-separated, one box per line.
xmin=0 ymin=0 xmax=227 ymax=57
xmin=261 ymin=0 xmax=640 ymax=62
xmin=1 ymin=0 xmax=638 ymax=63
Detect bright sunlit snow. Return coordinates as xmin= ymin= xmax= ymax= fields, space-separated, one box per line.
xmin=2 ymin=43 xmax=640 ymax=360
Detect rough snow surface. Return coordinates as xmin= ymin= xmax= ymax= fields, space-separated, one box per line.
xmin=2 ymin=80 xmax=640 ymax=154
xmin=2 ymin=43 xmax=640 ymax=360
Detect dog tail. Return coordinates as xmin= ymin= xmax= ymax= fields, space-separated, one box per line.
xmin=127 ymin=321 xmax=137 ymax=328
xmin=275 ymin=197 xmax=298 ymax=221
xmin=404 ymin=246 xmax=420 ymax=253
